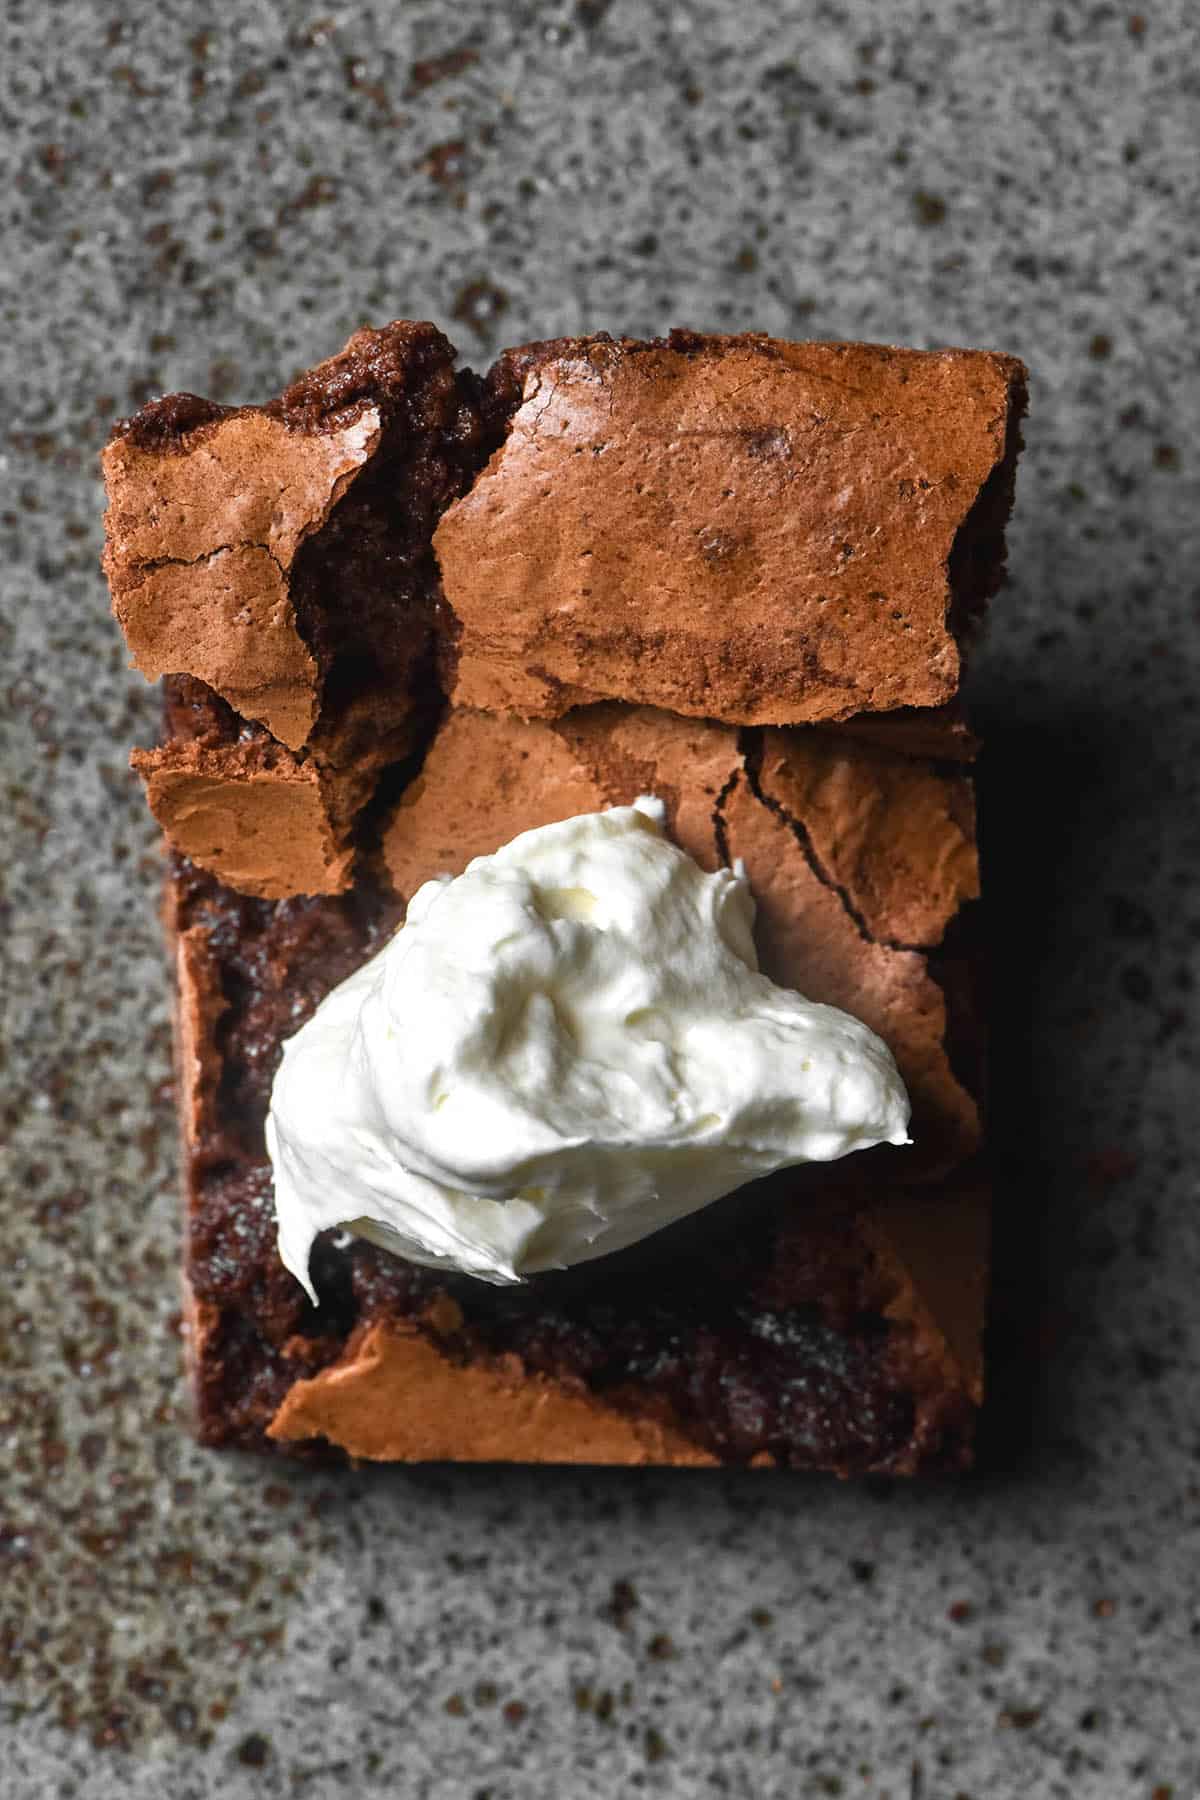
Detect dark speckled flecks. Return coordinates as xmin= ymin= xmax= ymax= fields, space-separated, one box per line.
xmin=2 ymin=0 xmax=1199 ymax=1795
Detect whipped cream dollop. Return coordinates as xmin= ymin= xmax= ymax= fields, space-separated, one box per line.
xmin=268 ymin=799 xmax=910 ymax=1292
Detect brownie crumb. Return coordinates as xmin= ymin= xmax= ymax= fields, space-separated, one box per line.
xmin=409 ymin=45 xmax=478 ymax=90
xmin=913 ymin=190 xmax=947 ymax=226
xmin=234 ymin=1732 xmax=272 ymax=1766
xmin=644 ymin=1726 xmax=668 ymax=1762
xmin=452 ymin=279 xmax=510 ymax=343
xmin=997 ymin=1706 xmax=1042 ymax=1730
xmin=602 ymin=1578 xmax=639 ymax=1630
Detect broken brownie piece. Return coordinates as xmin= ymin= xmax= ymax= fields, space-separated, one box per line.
xmin=437 ymin=331 xmax=1026 ymax=726
xmin=103 ymin=322 xmax=487 ymax=896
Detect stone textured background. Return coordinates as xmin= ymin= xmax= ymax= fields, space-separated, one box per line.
xmin=3 ymin=2 xmax=1198 ymax=1795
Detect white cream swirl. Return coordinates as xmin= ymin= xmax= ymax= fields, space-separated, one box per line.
xmin=268 ymin=798 xmax=910 ymax=1292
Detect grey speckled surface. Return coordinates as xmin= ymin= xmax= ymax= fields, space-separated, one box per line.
xmin=2 ymin=1 xmax=1198 ymax=1794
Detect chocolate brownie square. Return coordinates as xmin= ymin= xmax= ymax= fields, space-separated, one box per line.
xmin=103 ymin=322 xmax=1025 ymax=1472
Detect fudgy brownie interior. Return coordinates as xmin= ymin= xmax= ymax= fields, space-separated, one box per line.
xmin=268 ymin=322 xmax=481 ymax=750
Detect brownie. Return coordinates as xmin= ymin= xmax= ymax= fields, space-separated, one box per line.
xmin=102 ymin=321 xmax=1025 ymax=1471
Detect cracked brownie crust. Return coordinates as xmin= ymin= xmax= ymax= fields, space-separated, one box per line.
xmin=382 ymin=704 xmax=981 ymax=1178
xmin=105 ymin=324 xmax=1024 ymax=904
xmin=437 ymin=330 xmax=1026 ymax=726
